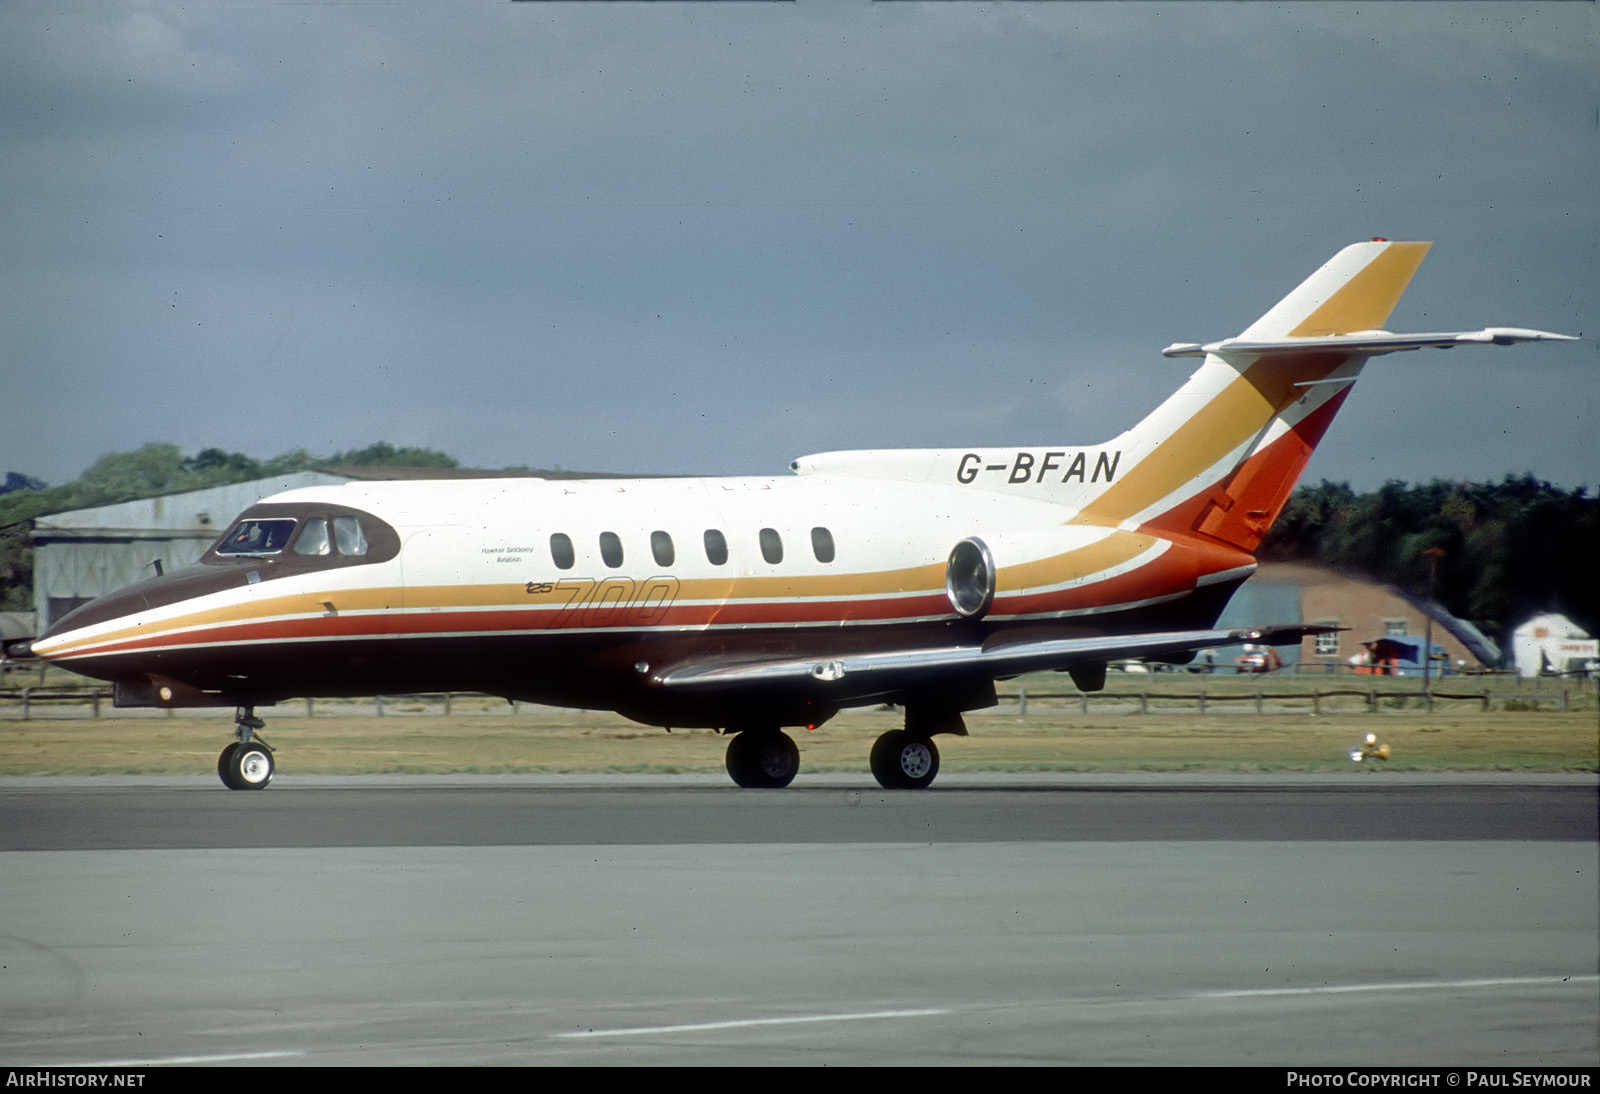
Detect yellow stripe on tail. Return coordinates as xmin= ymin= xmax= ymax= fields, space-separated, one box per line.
xmin=1073 ymin=241 xmax=1431 ymax=538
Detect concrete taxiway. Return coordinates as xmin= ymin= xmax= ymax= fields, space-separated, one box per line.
xmin=1 ymin=775 xmax=1595 ymax=1066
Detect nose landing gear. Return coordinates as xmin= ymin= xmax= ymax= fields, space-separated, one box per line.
xmin=218 ymin=707 xmax=275 ymax=790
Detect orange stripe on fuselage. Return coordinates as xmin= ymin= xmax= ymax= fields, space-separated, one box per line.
xmin=47 ymin=544 xmax=1245 ymax=662
xmin=40 ymin=570 xmax=954 ymax=661
xmin=992 ymin=530 xmax=1159 ymax=595
xmin=993 ymin=535 xmax=1251 ymax=617
xmin=44 ymin=521 xmax=1255 ymax=664
xmin=32 ymin=587 xmax=401 ymax=659
xmin=52 ymin=593 xmax=962 ymax=659
xmin=398 ymin=563 xmax=950 ymax=610
xmin=54 ymin=548 xmax=1251 ymax=663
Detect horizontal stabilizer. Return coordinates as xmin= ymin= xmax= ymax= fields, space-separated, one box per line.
xmin=1162 ymin=327 xmax=1578 ymax=359
xmin=658 ymin=624 xmax=1333 ymax=692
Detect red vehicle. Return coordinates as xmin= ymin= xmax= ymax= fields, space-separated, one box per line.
xmin=1234 ymin=644 xmax=1283 ymax=673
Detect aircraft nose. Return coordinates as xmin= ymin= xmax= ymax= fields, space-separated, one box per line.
xmin=32 ymin=584 xmax=154 ymax=658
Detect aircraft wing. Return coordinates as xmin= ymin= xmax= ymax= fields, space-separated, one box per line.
xmin=1160 ymin=327 xmax=1578 ymax=359
xmin=657 ymin=624 xmax=1330 ymax=693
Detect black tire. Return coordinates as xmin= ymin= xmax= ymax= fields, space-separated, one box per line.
xmin=870 ymin=730 xmax=939 ymax=790
xmin=224 ymin=740 xmax=275 ymax=790
xmin=217 ymin=743 xmax=242 ymax=790
xmin=725 ymin=730 xmax=799 ymax=789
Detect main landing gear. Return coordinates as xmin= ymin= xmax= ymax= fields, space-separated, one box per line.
xmin=724 ymin=728 xmax=801 ymax=789
xmin=217 ymin=706 xmax=275 ymax=790
xmin=867 ymin=705 xmax=965 ymax=790
xmin=870 ymin=730 xmax=939 ymax=790
xmin=722 ymin=709 xmax=963 ymax=790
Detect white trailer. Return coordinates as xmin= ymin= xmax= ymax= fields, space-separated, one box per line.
xmin=1512 ymin=613 xmax=1599 ymax=678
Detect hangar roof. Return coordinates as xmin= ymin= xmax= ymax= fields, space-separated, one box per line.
xmin=31 ymin=472 xmax=354 ymax=540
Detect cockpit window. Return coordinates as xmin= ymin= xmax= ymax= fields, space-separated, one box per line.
xmin=205 ymin=503 xmax=397 ymax=572
xmin=333 ymin=516 xmax=368 ymax=557
xmin=294 ymin=518 xmax=331 ymax=556
xmin=218 ymin=519 xmax=298 ymax=556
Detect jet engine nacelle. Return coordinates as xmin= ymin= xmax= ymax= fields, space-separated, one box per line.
xmin=944 ymin=524 xmax=1166 ymax=619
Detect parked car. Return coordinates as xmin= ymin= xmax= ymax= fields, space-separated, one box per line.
xmin=1234 ymin=644 xmax=1283 ymax=673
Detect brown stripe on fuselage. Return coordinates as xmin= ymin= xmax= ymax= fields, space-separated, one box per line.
xmin=34 ymin=585 xmax=404 ymax=659
xmin=45 ymin=528 xmax=1238 ymax=662
xmin=46 ymin=593 xmax=952 ymax=661
xmin=54 ymin=543 xmax=1238 ymax=662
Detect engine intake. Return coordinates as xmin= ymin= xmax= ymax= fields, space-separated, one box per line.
xmin=945 ymin=538 xmax=995 ymax=618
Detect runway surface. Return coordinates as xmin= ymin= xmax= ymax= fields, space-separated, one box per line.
xmin=2 ymin=775 xmax=1595 ymax=1066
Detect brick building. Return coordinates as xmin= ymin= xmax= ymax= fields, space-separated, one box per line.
xmin=1216 ymin=561 xmax=1492 ymax=673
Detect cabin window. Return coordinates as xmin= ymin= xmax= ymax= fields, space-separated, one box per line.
xmin=811 ymin=527 xmax=835 ymax=564
xmin=651 ymin=530 xmax=675 ymax=567
xmin=218 ymin=518 xmax=297 ymax=556
xmin=759 ymin=528 xmax=783 ymax=565
xmin=294 ymin=519 xmax=331 ymax=556
xmin=550 ymin=533 xmax=575 ymax=570
xmin=333 ymin=516 xmax=368 ymax=557
xmin=599 ymin=531 xmax=624 ymax=569
xmin=703 ymin=529 xmax=728 ymax=566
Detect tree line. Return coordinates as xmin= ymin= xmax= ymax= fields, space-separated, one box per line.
xmin=1260 ymin=476 xmax=1597 ymax=646
xmin=3 ymin=446 xmax=1595 ymax=653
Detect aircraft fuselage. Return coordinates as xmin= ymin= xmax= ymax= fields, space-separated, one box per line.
xmin=35 ymin=473 xmax=1252 ymax=728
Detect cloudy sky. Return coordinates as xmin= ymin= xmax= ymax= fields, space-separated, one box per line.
xmin=2 ymin=0 xmax=1594 ymax=491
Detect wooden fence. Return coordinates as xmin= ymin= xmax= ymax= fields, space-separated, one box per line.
xmin=1 ymin=683 xmax=1593 ymax=720
xmin=0 ymin=689 xmax=479 ymax=720
xmin=1013 ymin=686 xmax=1589 ymax=715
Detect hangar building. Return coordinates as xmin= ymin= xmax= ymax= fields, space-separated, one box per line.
xmin=29 ymin=472 xmax=354 ymax=632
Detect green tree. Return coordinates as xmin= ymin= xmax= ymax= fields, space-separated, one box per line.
xmin=324 ymin=442 xmax=457 ymax=468
xmin=1261 ymin=477 xmax=1598 ymax=646
xmin=75 ymin=443 xmax=189 ymax=506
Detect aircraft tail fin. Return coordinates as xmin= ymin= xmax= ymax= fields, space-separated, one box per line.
xmin=1239 ymin=239 xmax=1432 ymax=340
xmin=1073 ymin=240 xmax=1433 ymax=552
xmin=794 ymin=241 xmax=1571 ymax=556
